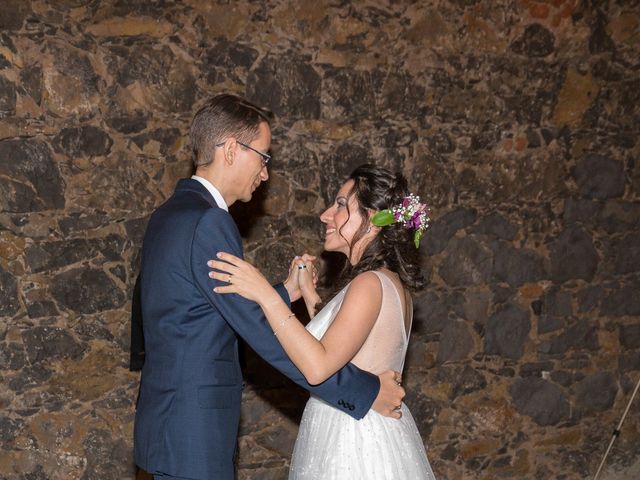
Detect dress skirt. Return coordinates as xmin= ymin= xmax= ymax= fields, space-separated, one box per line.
xmin=289 ymin=397 xmax=436 ymax=480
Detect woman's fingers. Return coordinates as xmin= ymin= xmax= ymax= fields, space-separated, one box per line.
xmin=207 ymin=259 xmax=241 ymax=275
xmin=213 ymin=284 xmax=237 ymax=294
xmin=209 ymin=270 xmax=235 ymax=283
xmin=214 ymin=251 xmax=243 ymax=265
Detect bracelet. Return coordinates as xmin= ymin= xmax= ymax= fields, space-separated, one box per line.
xmin=274 ymin=312 xmax=295 ymax=336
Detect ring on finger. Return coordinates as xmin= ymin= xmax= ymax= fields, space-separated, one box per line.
xmin=227 ymin=274 xmax=233 ymax=284
xmin=298 ymin=264 xmax=307 ymax=270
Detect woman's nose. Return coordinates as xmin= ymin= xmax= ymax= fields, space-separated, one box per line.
xmin=320 ymin=206 xmax=332 ymax=223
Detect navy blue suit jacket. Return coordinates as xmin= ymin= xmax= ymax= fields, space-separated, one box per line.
xmin=133 ymin=178 xmax=380 ymax=479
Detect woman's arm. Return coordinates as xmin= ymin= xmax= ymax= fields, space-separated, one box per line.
xmin=209 ymin=253 xmax=382 ymax=385
xmin=301 ymin=284 xmax=321 ymax=319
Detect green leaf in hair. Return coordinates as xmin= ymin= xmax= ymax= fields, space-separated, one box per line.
xmin=370 ymin=209 xmax=395 ymax=227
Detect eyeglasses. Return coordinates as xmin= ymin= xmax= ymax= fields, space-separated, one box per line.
xmin=215 ymin=141 xmax=271 ymax=167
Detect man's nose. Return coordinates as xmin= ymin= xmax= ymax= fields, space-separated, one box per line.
xmin=260 ymin=166 xmax=269 ymax=181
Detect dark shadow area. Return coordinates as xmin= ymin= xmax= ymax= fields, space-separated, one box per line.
xmin=231 ymin=185 xmax=310 ymax=424
xmin=229 ymin=180 xmax=268 ymax=238
xmin=319 ymin=250 xmax=346 ymax=290
xmin=236 ymin=249 xmax=350 ymax=425
xmin=238 ymin=291 xmax=311 ymax=425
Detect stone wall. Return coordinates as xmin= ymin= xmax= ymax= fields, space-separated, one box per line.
xmin=1 ymin=0 xmax=639 ymax=479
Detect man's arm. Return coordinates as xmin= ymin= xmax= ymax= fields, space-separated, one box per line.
xmin=191 ymin=209 xmax=387 ymax=419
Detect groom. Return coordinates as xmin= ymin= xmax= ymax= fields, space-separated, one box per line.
xmin=134 ymin=94 xmax=405 ymax=480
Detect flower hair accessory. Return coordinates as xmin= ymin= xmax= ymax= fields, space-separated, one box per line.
xmin=370 ymin=194 xmax=431 ymax=248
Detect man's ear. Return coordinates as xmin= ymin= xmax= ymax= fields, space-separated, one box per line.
xmin=222 ymin=138 xmax=236 ymax=165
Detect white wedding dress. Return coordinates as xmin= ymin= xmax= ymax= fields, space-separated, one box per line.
xmin=289 ymin=271 xmax=436 ymax=479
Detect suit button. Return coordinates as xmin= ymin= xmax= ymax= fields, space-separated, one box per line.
xmin=349 ymin=404 xmax=355 ymax=411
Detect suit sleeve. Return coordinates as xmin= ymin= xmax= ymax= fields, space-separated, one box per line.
xmin=190 ymin=208 xmax=380 ymax=420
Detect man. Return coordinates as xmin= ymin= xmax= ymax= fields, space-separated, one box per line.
xmin=134 ymin=94 xmax=405 ymax=480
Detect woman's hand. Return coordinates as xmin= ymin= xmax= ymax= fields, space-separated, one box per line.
xmin=297 ymin=254 xmax=321 ymax=317
xmin=284 ymin=254 xmax=318 ymax=302
xmin=208 ymin=252 xmax=280 ymax=307
xmin=284 ymin=256 xmax=304 ymax=301
xmin=297 ymin=253 xmax=319 ymax=292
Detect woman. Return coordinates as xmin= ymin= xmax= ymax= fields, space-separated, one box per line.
xmin=209 ymin=164 xmax=436 ymax=479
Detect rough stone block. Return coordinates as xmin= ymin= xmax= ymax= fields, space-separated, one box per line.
xmin=509 ymin=377 xmax=570 ymax=426
xmin=52 ymin=126 xmax=113 ymax=158
xmin=437 ymin=319 xmax=475 ymax=364
xmin=550 ymin=226 xmax=599 ymax=283
xmin=0 ymin=0 xmax=31 ymax=30
xmin=413 ymin=290 xmax=448 ymax=335
xmin=440 ymin=235 xmax=493 ymax=287
xmin=563 ymin=198 xmax=601 ymax=227
xmin=545 ymin=319 xmax=599 ymax=354
xmin=574 ymin=371 xmax=618 ymax=414
xmin=21 ymin=326 xmax=84 ymax=363
xmin=606 ymin=232 xmax=640 ymax=275
xmin=620 ymin=324 xmax=640 ymax=350
xmin=511 ymin=23 xmax=555 ymax=57
xmin=50 ymin=267 xmax=126 ymax=314
xmin=0 ymin=75 xmax=16 ymax=117
xmin=574 ymin=154 xmax=625 ymax=200
xmin=600 ymin=285 xmax=640 ymax=317
xmin=0 ymin=139 xmax=65 ymax=212
xmin=19 ymin=63 xmax=42 ymax=105
xmin=491 ymin=241 xmax=546 ymax=286
xmin=248 ymin=54 xmax=321 ymax=120
xmin=484 ymin=303 xmax=531 ymax=360
xmin=423 ymin=208 xmax=478 ymax=255
xmin=577 ymin=284 xmax=604 ymax=313
xmin=0 ymin=265 xmax=20 ymax=316
xmin=472 ymin=212 xmax=518 ymax=241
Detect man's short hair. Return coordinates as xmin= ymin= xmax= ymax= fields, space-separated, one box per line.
xmin=189 ymin=94 xmax=273 ymax=167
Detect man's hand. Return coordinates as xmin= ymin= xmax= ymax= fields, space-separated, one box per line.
xmin=284 ymin=254 xmax=317 ymax=302
xmin=372 ymin=370 xmax=405 ymax=419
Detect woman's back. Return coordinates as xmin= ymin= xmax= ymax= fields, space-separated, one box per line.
xmin=351 ymin=270 xmax=413 ymax=374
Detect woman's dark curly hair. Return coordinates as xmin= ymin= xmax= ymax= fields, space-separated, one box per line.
xmin=335 ymin=164 xmax=425 ymax=292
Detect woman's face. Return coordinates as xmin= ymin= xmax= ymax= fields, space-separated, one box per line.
xmin=320 ymin=179 xmax=372 ymax=264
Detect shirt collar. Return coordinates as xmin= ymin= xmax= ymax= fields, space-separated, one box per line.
xmin=191 ymin=175 xmax=228 ymax=212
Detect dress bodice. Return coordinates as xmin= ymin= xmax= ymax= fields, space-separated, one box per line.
xmin=305 ymin=271 xmax=413 ymax=375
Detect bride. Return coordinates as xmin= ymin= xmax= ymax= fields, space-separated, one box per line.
xmin=209 ymin=164 xmax=436 ymax=479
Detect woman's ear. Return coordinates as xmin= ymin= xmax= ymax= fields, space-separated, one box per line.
xmin=365 ymin=213 xmax=381 ymax=235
